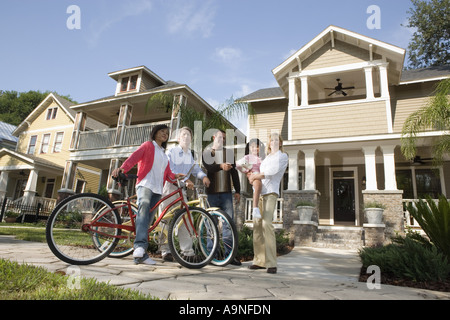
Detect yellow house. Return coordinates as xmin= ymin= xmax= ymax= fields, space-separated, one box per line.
xmin=241 ymin=26 xmax=449 ymax=248
xmin=0 ymin=93 xmax=104 ymax=211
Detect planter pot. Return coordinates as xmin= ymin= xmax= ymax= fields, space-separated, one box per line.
xmin=5 ymin=217 xmax=17 ymax=223
xmin=364 ymin=208 xmax=384 ymax=224
xmin=297 ymin=206 xmax=314 ymax=221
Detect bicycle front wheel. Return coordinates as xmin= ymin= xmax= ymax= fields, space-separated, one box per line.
xmin=46 ymin=193 xmax=121 ymax=265
xmin=168 ymin=207 xmax=219 ymax=269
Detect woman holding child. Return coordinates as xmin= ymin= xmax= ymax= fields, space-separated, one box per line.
xmin=246 ymin=133 xmax=288 ymax=274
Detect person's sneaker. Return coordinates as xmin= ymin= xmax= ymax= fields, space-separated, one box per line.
xmin=253 ymin=207 xmax=262 ymax=219
xmin=141 ymin=257 xmax=156 ymax=265
xmin=133 ymin=247 xmax=145 ymax=258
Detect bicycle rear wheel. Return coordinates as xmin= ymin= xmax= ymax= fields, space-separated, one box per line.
xmin=46 ymin=193 xmax=121 ymax=265
xmin=97 ymin=200 xmax=137 ymax=258
xmin=168 ymin=207 xmax=219 ymax=269
xmin=205 ymin=209 xmax=238 ymax=266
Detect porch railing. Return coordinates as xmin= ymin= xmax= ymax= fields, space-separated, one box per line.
xmin=244 ymin=198 xmax=284 ymax=225
xmin=77 ymin=121 xmax=171 ymax=150
xmin=402 ymin=198 xmax=448 ymax=228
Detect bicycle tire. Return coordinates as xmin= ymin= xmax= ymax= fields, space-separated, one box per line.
xmin=205 ymin=209 xmax=239 ymax=266
xmin=168 ymin=207 xmax=219 ymax=269
xmin=46 ymin=193 xmax=122 ymax=265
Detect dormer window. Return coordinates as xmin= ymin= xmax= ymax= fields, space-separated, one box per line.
xmin=120 ymin=75 xmax=139 ymax=93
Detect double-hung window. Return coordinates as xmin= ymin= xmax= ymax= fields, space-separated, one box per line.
xmin=53 ymin=132 xmax=64 ymax=153
xmin=40 ymin=134 xmax=51 ymax=154
xmin=27 ymin=135 xmax=37 ymax=155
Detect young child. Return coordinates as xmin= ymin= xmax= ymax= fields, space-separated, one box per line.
xmin=236 ymin=138 xmax=265 ymax=219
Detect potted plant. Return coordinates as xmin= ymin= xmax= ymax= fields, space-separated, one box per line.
xmin=364 ymin=201 xmax=386 ymax=224
xmin=295 ymin=200 xmax=315 ymax=221
xmin=4 ymin=211 xmax=19 ymax=223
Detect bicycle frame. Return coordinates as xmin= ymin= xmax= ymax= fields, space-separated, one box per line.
xmin=86 ymin=183 xmax=194 ymax=240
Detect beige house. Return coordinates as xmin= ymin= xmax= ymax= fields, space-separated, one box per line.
xmin=241 ymin=26 xmax=449 ymax=248
xmin=0 ymin=93 xmax=103 ymax=210
xmin=63 ymin=66 xmax=244 ymax=201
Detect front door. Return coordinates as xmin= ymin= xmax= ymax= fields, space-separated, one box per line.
xmin=331 ymin=169 xmax=358 ymax=225
xmin=333 ymin=179 xmax=355 ymax=222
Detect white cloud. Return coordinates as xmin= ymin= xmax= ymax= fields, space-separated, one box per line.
xmin=214 ymin=47 xmax=243 ymax=66
xmin=166 ymin=0 xmax=217 ymax=38
xmin=87 ymin=0 xmax=153 ymax=46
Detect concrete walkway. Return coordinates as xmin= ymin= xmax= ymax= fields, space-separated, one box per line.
xmin=1 ymin=234 xmax=449 ymax=300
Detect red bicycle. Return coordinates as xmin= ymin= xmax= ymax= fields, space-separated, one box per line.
xmin=46 ymin=169 xmax=219 ymax=269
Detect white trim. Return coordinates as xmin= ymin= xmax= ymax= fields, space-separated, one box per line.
xmin=293 ymin=60 xmax=386 ymax=78
xmin=21 ymin=124 xmax=73 ymax=134
xmin=273 ymin=25 xmax=405 ymax=75
xmin=288 ymin=96 xmax=387 ymax=111
xmin=400 ymin=76 xmax=450 ymax=85
xmin=284 ymin=130 xmax=448 ymax=147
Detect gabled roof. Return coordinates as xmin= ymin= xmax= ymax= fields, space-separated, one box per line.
xmin=12 ymin=93 xmax=76 ymax=136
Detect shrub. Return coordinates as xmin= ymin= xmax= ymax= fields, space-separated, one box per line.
xmin=407 ymin=195 xmax=450 ymax=259
xmin=359 ymin=234 xmax=450 ymax=282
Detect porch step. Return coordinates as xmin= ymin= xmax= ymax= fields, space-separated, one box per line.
xmin=311 ymin=226 xmax=364 ymax=250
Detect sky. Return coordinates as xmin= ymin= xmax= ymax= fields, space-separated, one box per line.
xmin=0 ymin=0 xmax=416 ymax=134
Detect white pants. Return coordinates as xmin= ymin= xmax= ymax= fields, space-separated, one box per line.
xmin=159 ymin=182 xmax=194 ymax=256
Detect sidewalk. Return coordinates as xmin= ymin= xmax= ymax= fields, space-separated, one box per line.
xmin=1 ymin=234 xmax=449 ymax=300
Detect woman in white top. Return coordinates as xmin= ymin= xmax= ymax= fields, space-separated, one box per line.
xmin=248 ymin=132 xmax=288 ymax=274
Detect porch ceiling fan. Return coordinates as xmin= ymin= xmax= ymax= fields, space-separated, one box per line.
xmin=411 ymin=156 xmax=433 ymax=165
xmin=325 ymin=79 xmax=355 ymax=97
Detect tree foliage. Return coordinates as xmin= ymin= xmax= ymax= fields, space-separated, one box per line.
xmin=405 ymin=0 xmax=450 ymax=69
xmin=401 ymin=78 xmax=450 ymax=164
xmin=0 ymin=90 xmax=76 ymax=126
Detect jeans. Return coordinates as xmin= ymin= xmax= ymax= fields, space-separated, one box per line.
xmin=207 ymin=193 xmax=234 ymax=256
xmin=134 ymin=186 xmax=161 ymax=263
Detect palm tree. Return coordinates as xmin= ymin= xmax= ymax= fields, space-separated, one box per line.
xmin=401 ymin=78 xmax=450 ymax=165
xmin=145 ymin=93 xmax=253 ymax=147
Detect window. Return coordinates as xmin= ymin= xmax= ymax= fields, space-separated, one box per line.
xmin=27 ymin=135 xmax=37 ymax=154
xmin=396 ymin=168 xmax=443 ymax=199
xmin=119 ymin=75 xmax=139 ymax=92
xmin=46 ymin=108 xmax=57 ymax=120
xmin=75 ymin=179 xmax=86 ymax=194
xmin=53 ymin=132 xmax=64 ymax=153
xmin=40 ymin=134 xmax=51 ymax=154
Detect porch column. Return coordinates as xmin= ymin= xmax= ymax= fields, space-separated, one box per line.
xmin=285 ymin=148 xmax=299 ymax=190
xmin=23 ymin=169 xmax=39 ymax=205
xmin=107 ymin=159 xmax=123 ymax=201
xmin=115 ymin=103 xmax=133 ymax=146
xmin=362 ymin=146 xmax=378 ymax=191
xmin=364 ymin=66 xmax=375 ymax=99
xmin=70 ymin=112 xmax=87 ymax=150
xmin=381 ymin=145 xmax=398 ymax=190
xmin=300 ymin=76 xmax=309 ymax=107
xmin=378 ymin=63 xmax=390 ymax=99
xmin=58 ymin=161 xmax=77 ymax=202
xmin=288 ymin=77 xmax=298 ymax=108
xmin=0 ymin=171 xmax=9 ymax=199
xmin=303 ymin=149 xmax=316 ymax=190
